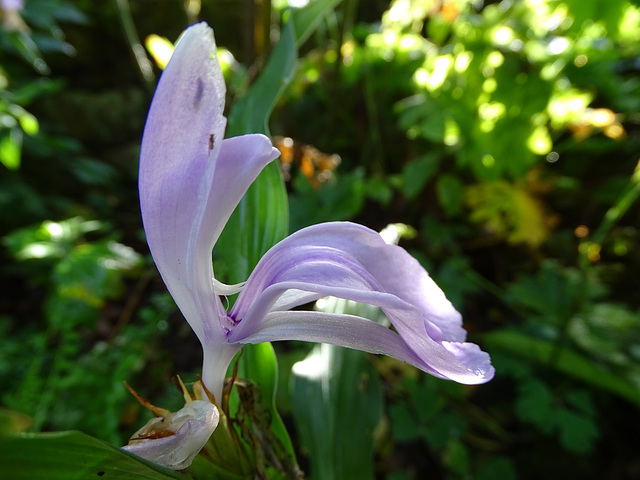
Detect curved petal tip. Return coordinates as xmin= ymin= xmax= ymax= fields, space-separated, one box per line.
xmin=441 ymin=341 xmax=495 ymax=384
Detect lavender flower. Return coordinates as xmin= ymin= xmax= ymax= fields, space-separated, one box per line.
xmin=132 ymin=21 xmax=493 ymax=469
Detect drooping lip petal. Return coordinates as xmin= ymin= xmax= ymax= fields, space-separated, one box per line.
xmin=230 ymin=222 xmax=465 ymax=341
xmin=239 ymin=310 xmax=450 ymax=380
xmin=122 ymin=400 xmax=219 ymax=470
xmin=228 ymin=222 xmax=494 ymax=384
xmin=241 ymin=310 xmax=493 ymax=384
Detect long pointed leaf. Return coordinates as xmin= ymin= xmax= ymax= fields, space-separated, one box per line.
xmin=218 ymin=20 xmax=297 ymax=284
xmin=0 ymin=431 xmax=188 ymax=480
xmin=289 ymin=0 xmax=343 ymax=46
xmin=291 ymin=298 xmax=384 ymax=479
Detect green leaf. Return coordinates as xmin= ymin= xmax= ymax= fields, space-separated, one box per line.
xmin=0 ymin=133 xmax=21 ymax=170
xmin=17 ymin=110 xmax=39 ymax=136
xmin=227 ymin=20 xmax=297 ymax=138
xmin=401 ymin=154 xmax=441 ymax=199
xmin=389 ymin=403 xmax=421 ymax=442
xmin=514 ymin=379 xmax=555 ymax=434
xmin=476 ymin=456 xmax=518 ymax=480
xmin=565 ymin=389 xmax=596 ymax=417
xmin=289 ymin=0 xmax=343 ymax=46
xmin=291 ymin=298 xmax=384 ymax=480
xmin=554 ymin=409 xmax=599 ymax=454
xmin=292 ymin=344 xmax=383 ymax=480
xmin=412 ymin=379 xmax=446 ymax=425
xmin=218 ymin=21 xmax=297 ymax=283
xmin=0 ymin=431 xmax=188 ymax=480
xmin=568 ymin=303 xmax=640 ymax=366
xmin=12 ymin=78 xmax=65 ymax=106
xmin=436 ymin=173 xmax=464 ymax=216
xmin=0 ymin=409 xmax=32 ymax=435
xmin=215 ymin=160 xmax=288 ymax=283
xmin=187 ymin=454 xmax=252 ymax=480
xmin=483 ymin=329 xmax=640 ymax=408
xmin=237 ymin=343 xmax=299 ymax=468
xmin=289 ymin=169 xmax=366 ymax=229
xmin=424 ymin=412 xmax=468 ymax=450
xmin=442 ymin=439 xmax=470 ymax=476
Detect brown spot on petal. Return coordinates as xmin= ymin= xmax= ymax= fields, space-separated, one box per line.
xmin=193 ymin=77 xmax=204 ymax=107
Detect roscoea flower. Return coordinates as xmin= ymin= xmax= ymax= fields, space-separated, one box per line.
xmin=134 ymin=21 xmax=493 ymax=468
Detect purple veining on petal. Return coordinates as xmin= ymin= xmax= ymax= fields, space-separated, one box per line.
xmin=224 ymin=221 xmax=494 ymax=384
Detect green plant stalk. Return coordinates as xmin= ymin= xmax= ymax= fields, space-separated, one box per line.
xmin=362 ymin=67 xmax=385 ymax=174
xmin=115 ymin=0 xmax=155 ymax=86
xmin=589 ymin=162 xmax=640 ymax=251
xmin=554 ymin=162 xmax=640 ymax=364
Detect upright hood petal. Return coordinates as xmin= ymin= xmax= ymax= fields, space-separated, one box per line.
xmin=139 ymin=22 xmax=227 ymax=341
xmin=139 ymin=22 xmax=279 ymax=345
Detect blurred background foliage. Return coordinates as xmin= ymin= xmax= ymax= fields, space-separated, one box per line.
xmin=1 ymin=0 xmax=640 ymax=479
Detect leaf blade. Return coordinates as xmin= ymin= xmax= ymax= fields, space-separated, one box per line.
xmin=0 ymin=431 xmax=189 ymax=480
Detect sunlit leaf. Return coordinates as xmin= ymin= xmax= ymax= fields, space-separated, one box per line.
xmin=0 ymin=133 xmax=21 ymax=170
xmin=145 ymin=34 xmax=173 ymax=69
xmin=292 ymin=343 xmax=383 ymax=479
xmin=17 ymin=110 xmax=38 ymax=135
xmin=291 ymin=297 xmax=384 ymax=480
xmin=465 ymin=180 xmax=550 ymax=247
xmin=526 ymin=125 xmax=552 ymax=155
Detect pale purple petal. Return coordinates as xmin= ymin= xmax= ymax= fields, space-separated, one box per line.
xmin=239 ymin=310 xmax=452 ymax=380
xmin=206 ymin=134 xmax=281 ymax=251
xmin=442 ymin=341 xmax=494 ymax=379
xmin=233 ymin=222 xmax=466 ymax=341
xmin=138 ymin=22 xmax=279 ymax=347
xmin=201 ymin=342 xmax=242 ymax=405
xmin=122 ymin=400 xmax=219 ymax=470
xmin=1 ymin=0 xmax=23 ymax=11
xmin=139 ymin=22 xmax=228 ymax=342
xmin=228 ymin=222 xmax=494 ymax=384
